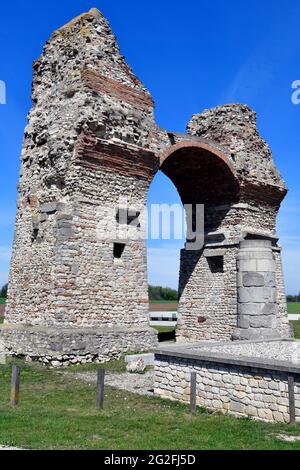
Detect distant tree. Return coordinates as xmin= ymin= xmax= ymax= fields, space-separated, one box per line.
xmin=0 ymin=283 xmax=8 ymax=298
xmin=162 ymin=287 xmax=178 ymax=301
xmin=148 ymin=285 xmax=178 ymax=301
xmin=286 ymin=294 xmax=300 ymax=303
xmin=148 ymin=285 xmax=160 ymax=300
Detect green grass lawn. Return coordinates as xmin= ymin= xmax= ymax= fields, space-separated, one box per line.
xmin=0 ymin=298 xmax=5 ymax=305
xmin=0 ymin=358 xmax=300 ymax=450
xmin=153 ymin=326 xmax=176 ymax=342
xmin=288 ymin=302 xmax=300 ymax=314
xmin=290 ymin=321 xmax=300 ymax=339
xmin=153 ymin=326 xmax=175 ymax=334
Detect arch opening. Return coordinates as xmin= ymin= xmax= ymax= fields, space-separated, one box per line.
xmin=160 ymin=143 xmax=240 ymax=234
xmin=147 ymin=142 xmax=241 ymax=342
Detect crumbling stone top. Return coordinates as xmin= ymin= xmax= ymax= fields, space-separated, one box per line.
xmin=187 ymin=104 xmax=287 ymax=191
xmin=33 ymin=7 xmax=150 ymax=105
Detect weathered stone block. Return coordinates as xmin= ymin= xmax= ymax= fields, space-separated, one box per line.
xmin=237 ymin=315 xmax=250 ymax=329
xmin=243 ymin=272 xmax=265 ymax=287
xmin=245 ymin=405 xmax=258 ymax=417
xmin=238 ymin=259 xmax=257 ymax=272
xmin=238 ymin=287 xmax=276 ymax=303
xmin=230 ymin=401 xmax=245 ymax=414
xmin=40 ymin=202 xmax=57 ymax=214
xmin=258 ymin=409 xmax=273 ymax=421
xmin=263 ymin=272 xmax=276 ymax=288
xmin=256 ymin=259 xmax=276 ymax=272
xmin=249 ymin=315 xmax=277 ymax=329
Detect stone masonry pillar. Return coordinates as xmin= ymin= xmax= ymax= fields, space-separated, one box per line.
xmin=233 ymin=239 xmax=278 ymax=340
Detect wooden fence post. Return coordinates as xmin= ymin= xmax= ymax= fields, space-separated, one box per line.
xmin=10 ymin=365 xmax=20 ymax=406
xmin=190 ymin=371 xmax=197 ymax=415
xmin=96 ymin=369 xmax=105 ymax=411
xmin=288 ymin=375 xmax=296 ymax=425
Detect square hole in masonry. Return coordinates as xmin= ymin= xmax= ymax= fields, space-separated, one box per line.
xmin=113 ymin=242 xmax=126 ymax=259
xmin=116 ymin=208 xmax=141 ymax=227
xmin=207 ymin=256 xmax=224 ymax=273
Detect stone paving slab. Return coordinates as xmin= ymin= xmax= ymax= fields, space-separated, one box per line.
xmin=193 ymin=340 xmax=300 ymax=364
xmin=155 ymin=339 xmax=300 ymax=374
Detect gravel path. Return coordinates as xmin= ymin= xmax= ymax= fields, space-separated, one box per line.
xmin=0 ymin=446 xmax=22 ymax=450
xmin=193 ymin=340 xmax=300 ymax=364
xmin=66 ymin=370 xmax=155 ymax=396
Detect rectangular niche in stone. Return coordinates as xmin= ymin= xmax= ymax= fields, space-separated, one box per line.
xmin=113 ymin=242 xmax=126 ymax=259
xmin=207 ymin=256 xmax=224 ymax=273
xmin=116 ymin=207 xmax=141 ymax=227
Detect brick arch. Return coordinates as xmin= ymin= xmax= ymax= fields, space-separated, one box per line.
xmin=158 ymin=140 xmax=240 ymax=206
xmin=159 ymin=140 xmax=238 ymax=178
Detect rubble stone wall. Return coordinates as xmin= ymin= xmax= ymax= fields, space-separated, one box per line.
xmin=1 ymin=323 xmax=156 ymax=367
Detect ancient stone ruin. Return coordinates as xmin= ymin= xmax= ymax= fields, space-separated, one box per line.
xmin=1 ymin=8 xmax=291 ymax=368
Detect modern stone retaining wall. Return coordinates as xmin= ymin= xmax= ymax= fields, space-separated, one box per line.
xmin=1 ymin=323 xmax=157 ymax=367
xmin=154 ymin=342 xmax=300 ymax=423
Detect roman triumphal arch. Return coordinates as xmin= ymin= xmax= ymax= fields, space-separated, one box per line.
xmin=1 ymin=9 xmax=291 ymax=365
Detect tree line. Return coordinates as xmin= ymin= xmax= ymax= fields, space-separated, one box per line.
xmin=0 ymin=284 xmax=7 ymax=298
xmin=286 ymin=294 xmax=300 ymax=303
xmin=148 ymin=285 xmax=178 ymax=301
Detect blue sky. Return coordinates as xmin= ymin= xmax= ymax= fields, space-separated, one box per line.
xmin=0 ymin=0 xmax=300 ymax=293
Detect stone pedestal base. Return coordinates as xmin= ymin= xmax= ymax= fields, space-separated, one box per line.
xmin=233 ymin=239 xmax=280 ymax=341
xmin=231 ymin=327 xmax=280 ymax=341
xmin=0 ymin=323 xmax=158 ymax=367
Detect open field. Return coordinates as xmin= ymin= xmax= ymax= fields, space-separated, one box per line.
xmin=288 ymin=303 xmax=300 ymax=314
xmin=0 ymin=358 xmax=300 ymax=450
xmin=149 ymin=301 xmax=178 ymax=312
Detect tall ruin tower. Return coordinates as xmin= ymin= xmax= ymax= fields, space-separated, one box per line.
xmin=3 ymin=9 xmax=159 ymax=363
xmin=1 ymin=9 xmax=291 ymax=365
